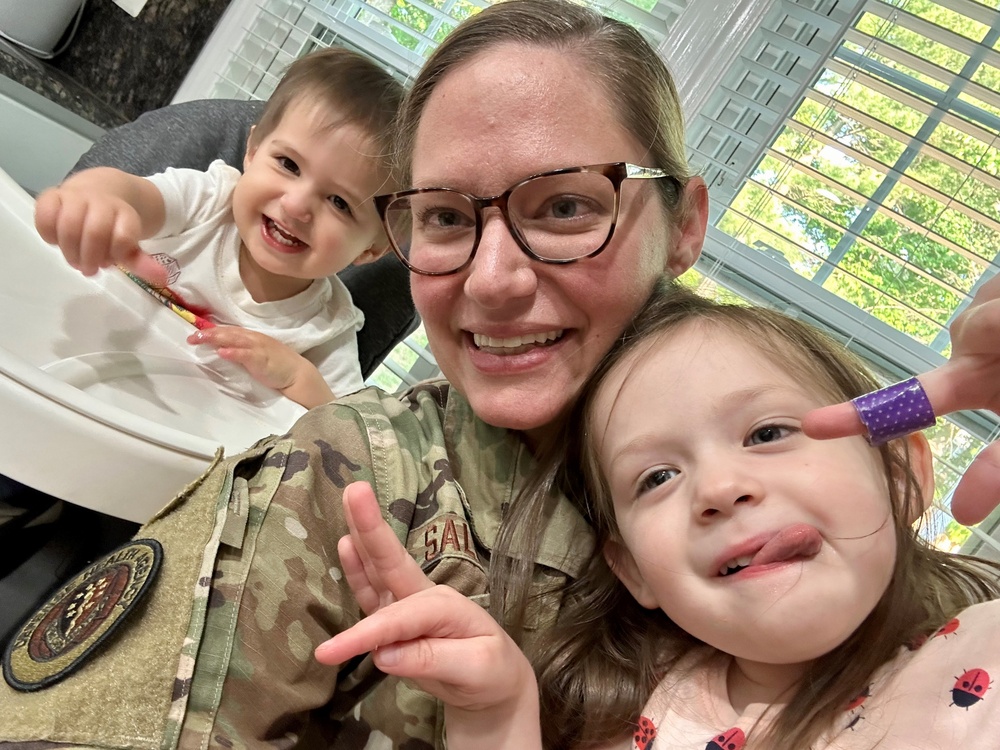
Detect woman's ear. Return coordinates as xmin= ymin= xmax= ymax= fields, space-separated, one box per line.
xmin=898 ymin=432 xmax=936 ymax=523
xmin=603 ymin=540 xmax=659 ymax=610
xmin=666 ymin=176 xmax=708 ymax=279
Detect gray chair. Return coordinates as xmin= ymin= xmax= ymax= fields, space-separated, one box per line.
xmin=1 ymin=99 xmax=418 ymax=645
xmin=70 ymin=98 xmax=419 ymax=379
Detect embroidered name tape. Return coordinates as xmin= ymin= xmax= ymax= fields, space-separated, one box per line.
xmin=3 ymin=538 xmax=163 ymax=692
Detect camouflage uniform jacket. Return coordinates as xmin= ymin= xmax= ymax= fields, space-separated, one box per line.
xmin=0 ymin=380 xmax=596 ymax=749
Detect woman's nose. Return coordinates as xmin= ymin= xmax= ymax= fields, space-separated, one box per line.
xmin=463 ymin=210 xmax=538 ymax=308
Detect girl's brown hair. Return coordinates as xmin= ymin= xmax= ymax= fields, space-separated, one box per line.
xmin=394 ymin=0 xmax=689 ymax=212
xmin=499 ymin=280 xmax=1000 ymax=749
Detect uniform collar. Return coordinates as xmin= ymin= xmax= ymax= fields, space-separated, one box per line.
xmin=442 ymin=385 xmax=596 ymax=579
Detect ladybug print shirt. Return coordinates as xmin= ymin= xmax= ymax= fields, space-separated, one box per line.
xmin=610 ymin=600 xmax=1000 ymax=749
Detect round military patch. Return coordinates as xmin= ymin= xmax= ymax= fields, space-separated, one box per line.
xmin=3 ymin=538 xmax=163 ymax=692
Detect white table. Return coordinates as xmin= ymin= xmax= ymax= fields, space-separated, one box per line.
xmin=0 ymin=167 xmax=304 ymax=522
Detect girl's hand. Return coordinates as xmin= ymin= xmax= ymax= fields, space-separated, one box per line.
xmin=803 ymin=274 xmax=1000 ymax=525
xmin=314 ymin=482 xmax=542 ymax=750
xmin=188 ymin=326 xmax=334 ymax=408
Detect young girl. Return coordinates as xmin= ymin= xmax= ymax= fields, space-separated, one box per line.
xmin=316 ymin=282 xmax=1000 ymax=749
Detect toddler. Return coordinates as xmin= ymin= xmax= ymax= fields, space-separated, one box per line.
xmin=35 ymin=47 xmax=404 ymax=408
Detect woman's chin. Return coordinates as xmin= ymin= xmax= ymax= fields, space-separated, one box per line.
xmin=467 ymin=387 xmax=564 ymax=435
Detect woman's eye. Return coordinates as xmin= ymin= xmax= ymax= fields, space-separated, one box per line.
xmin=417 ymin=207 xmax=474 ymax=231
xmin=746 ymin=425 xmax=793 ymax=446
xmin=277 ymin=156 xmax=299 ymax=175
xmin=639 ymin=467 xmax=679 ymax=494
xmin=330 ymin=195 xmax=351 ymax=214
xmin=549 ymin=198 xmax=580 ymax=219
xmin=538 ymin=195 xmax=595 ymax=221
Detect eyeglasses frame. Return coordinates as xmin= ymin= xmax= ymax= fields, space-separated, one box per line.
xmin=373 ymin=161 xmax=683 ymax=276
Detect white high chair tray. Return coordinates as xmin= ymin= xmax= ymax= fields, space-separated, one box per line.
xmin=0 ymin=167 xmax=305 ymax=522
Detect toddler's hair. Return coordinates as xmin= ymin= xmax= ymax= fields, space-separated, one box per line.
xmin=251 ymin=46 xmax=404 ymax=186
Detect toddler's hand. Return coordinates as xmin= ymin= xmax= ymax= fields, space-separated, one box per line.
xmin=34 ymin=168 xmax=167 ymax=285
xmin=34 ymin=186 xmax=165 ymax=285
xmin=188 ymin=326 xmax=334 ymax=408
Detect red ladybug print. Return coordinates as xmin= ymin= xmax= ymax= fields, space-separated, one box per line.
xmin=842 ymin=684 xmax=871 ymax=731
xmin=634 ymin=715 xmax=657 ymax=750
xmin=935 ymin=618 xmax=960 ymax=639
xmin=952 ymin=668 xmax=991 ymax=709
xmin=706 ymin=727 xmax=746 ymax=750
xmin=845 ymin=685 xmax=871 ymax=712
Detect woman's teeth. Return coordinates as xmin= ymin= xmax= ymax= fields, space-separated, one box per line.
xmin=472 ymin=331 xmax=563 ymax=349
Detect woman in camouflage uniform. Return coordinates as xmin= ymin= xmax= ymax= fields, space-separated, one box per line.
xmin=4 ymin=0 xmax=1000 ymax=748
xmin=3 ymin=0 xmax=705 ymax=746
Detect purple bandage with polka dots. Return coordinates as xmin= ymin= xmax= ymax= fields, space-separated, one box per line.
xmin=851 ymin=377 xmax=936 ymax=445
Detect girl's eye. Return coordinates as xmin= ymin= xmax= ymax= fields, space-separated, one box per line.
xmin=639 ymin=467 xmax=679 ymax=494
xmin=330 ymin=195 xmax=351 ymax=214
xmin=746 ymin=425 xmax=793 ymax=446
xmin=277 ymin=156 xmax=300 ymax=175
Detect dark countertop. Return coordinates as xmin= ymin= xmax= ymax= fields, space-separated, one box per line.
xmin=0 ymin=0 xmax=231 ymax=131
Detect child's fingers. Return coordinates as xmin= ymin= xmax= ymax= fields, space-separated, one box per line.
xmin=189 ymin=326 xmax=255 ymax=352
xmin=78 ymin=205 xmax=133 ymax=275
xmin=950 ymin=445 xmax=1000 ymax=526
xmin=49 ymin=195 xmax=90 ymax=271
xmin=314 ymin=585 xmax=493 ymax=672
xmin=343 ymin=482 xmax=433 ymax=606
xmin=33 ymin=189 xmax=62 ymax=246
xmin=337 ymin=534 xmax=383 ymax=615
xmin=801 ymin=402 xmax=864 ymax=440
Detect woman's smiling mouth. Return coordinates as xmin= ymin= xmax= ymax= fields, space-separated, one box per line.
xmin=472 ymin=330 xmax=564 ymax=355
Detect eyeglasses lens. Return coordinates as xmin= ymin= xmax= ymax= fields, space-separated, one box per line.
xmin=384 ymin=171 xmax=617 ymax=274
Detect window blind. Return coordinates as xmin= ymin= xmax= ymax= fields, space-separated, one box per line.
xmin=683 ymin=0 xmax=1000 ymax=550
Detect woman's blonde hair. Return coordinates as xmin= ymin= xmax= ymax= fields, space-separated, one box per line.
xmin=498 ymin=280 xmax=1000 ymax=749
xmin=394 ymin=0 xmax=689 ymax=212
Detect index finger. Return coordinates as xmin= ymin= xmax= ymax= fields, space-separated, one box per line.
xmin=802 ymin=401 xmax=864 ymax=440
xmin=33 ymin=188 xmax=63 ymax=245
xmin=342 ymin=482 xmax=432 ymax=607
xmin=124 ymin=250 xmax=168 ymax=286
xmin=804 ymin=374 xmax=944 ymax=443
